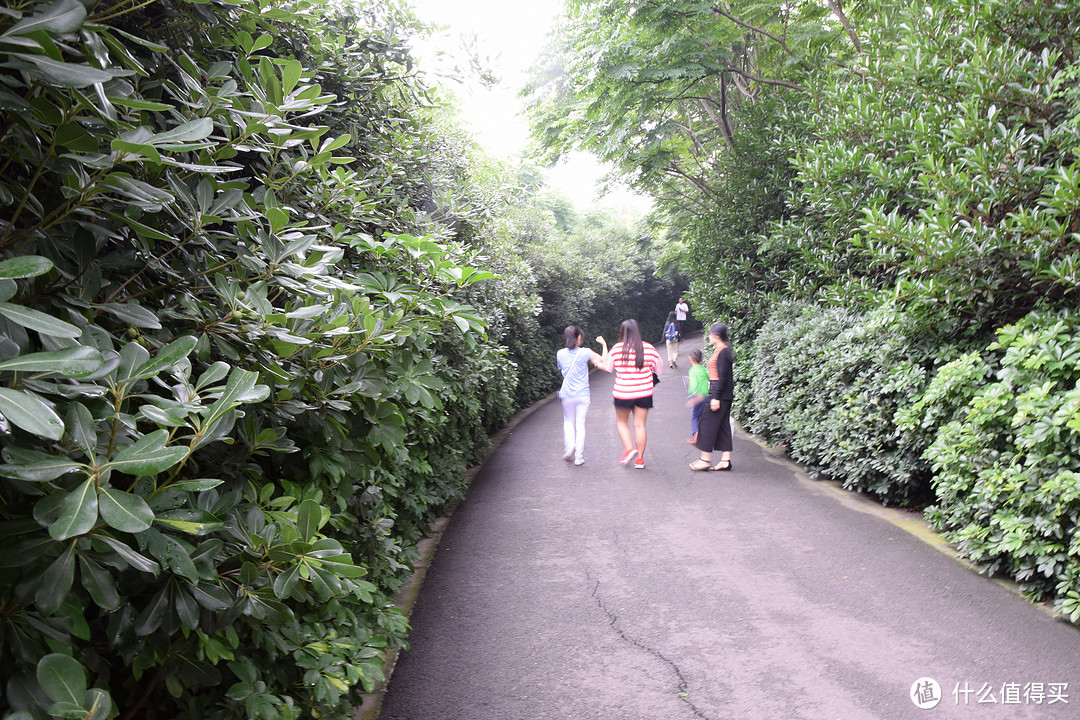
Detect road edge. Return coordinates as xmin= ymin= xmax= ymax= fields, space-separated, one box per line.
xmin=353 ymin=391 xmax=560 ymax=720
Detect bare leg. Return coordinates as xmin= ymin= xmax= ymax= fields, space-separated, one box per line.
xmin=614 ymin=406 xmax=635 ymax=452
xmin=632 ymin=406 xmax=649 ymax=459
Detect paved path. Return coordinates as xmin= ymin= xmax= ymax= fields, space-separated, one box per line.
xmin=379 ymin=340 xmax=1080 ymax=719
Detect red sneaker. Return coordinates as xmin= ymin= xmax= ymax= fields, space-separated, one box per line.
xmin=634 ymin=458 xmax=645 ymax=469
xmin=618 ymin=448 xmax=638 ymax=466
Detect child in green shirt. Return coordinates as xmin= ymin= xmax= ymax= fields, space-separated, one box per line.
xmin=686 ymin=349 xmax=708 ymax=444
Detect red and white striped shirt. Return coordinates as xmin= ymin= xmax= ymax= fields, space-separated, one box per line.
xmin=608 ymin=341 xmax=662 ymax=400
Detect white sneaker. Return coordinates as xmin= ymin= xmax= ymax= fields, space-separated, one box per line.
xmin=573 ymin=458 xmax=585 ymax=466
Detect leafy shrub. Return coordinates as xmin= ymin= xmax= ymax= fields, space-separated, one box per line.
xmin=790 ymin=0 xmax=1080 ymax=337
xmin=918 ymin=309 xmax=1080 ymax=618
xmin=742 ymin=302 xmax=939 ymax=504
xmin=0 ymin=1 xmax=508 ymax=719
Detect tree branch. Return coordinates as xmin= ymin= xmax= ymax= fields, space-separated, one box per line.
xmin=725 ymin=63 xmax=805 ymax=92
xmin=663 ymin=162 xmax=715 ymax=198
xmin=711 ymin=3 xmax=812 ymax=71
xmin=824 ymin=0 xmax=863 ymax=53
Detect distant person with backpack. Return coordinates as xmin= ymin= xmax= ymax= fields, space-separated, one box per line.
xmin=557 ymin=325 xmax=607 ymax=466
xmin=663 ymin=311 xmax=680 ymax=368
xmin=675 ymin=297 xmax=689 ymax=336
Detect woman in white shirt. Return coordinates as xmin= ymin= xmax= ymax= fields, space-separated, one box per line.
xmin=557 ymin=326 xmax=607 ymax=466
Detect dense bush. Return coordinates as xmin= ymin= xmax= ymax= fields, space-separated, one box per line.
xmin=789 ymin=0 xmax=1080 ymax=338
xmin=0 ymin=1 xmax=513 ymax=719
xmin=912 ymin=310 xmax=1080 ymax=618
xmin=742 ymin=303 xmax=942 ymax=504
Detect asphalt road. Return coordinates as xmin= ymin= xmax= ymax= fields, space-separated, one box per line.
xmin=378 ymin=339 xmax=1080 ymax=719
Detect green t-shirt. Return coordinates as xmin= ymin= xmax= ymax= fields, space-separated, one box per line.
xmin=688 ymin=363 xmax=708 ymax=396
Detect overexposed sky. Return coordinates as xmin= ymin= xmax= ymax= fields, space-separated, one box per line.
xmin=408 ymin=0 xmax=651 ymax=213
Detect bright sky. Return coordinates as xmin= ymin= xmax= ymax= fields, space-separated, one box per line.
xmin=408 ymin=0 xmax=652 ymax=214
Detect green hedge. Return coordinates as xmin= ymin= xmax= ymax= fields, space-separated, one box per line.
xmin=741 ymin=303 xmax=938 ymax=504
xmin=909 ymin=310 xmax=1080 ymax=619
xmin=743 ymin=305 xmax=1080 ymax=621
xmin=0 ymin=2 xmax=514 ymax=719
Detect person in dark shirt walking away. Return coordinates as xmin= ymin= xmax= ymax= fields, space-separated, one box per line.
xmin=689 ymin=323 xmax=734 ymax=472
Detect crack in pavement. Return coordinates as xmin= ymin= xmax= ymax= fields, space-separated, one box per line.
xmin=586 ymin=571 xmax=713 ymax=720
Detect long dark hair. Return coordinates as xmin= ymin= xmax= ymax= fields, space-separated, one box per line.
xmin=709 ymin=322 xmax=733 ymax=359
xmin=709 ymin=322 xmax=729 ymax=344
xmin=563 ymin=325 xmax=583 ymax=349
xmin=618 ymin=319 xmax=645 ymax=369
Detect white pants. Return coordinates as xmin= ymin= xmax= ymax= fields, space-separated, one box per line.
xmin=561 ymin=395 xmax=590 ymax=461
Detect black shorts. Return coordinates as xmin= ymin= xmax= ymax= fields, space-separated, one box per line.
xmin=613 ymin=395 xmax=654 ymax=410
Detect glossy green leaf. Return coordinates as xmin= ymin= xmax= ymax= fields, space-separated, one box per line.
xmin=148 ymin=117 xmax=214 ymax=148
xmin=173 ymin=588 xmax=198 ymax=629
xmin=0 ymin=302 xmax=81 ymax=337
xmin=146 ymin=529 xmax=199 ymax=582
xmin=66 ymin=403 xmax=96 ymax=458
xmin=0 ymin=387 xmax=65 ymax=440
xmin=83 ymin=688 xmax=111 ymax=720
xmin=130 ymin=335 xmax=198 ymax=380
xmin=272 ymin=563 xmax=301 ymax=599
xmin=50 ymin=478 xmax=98 ymax=540
xmin=5 ymin=0 xmax=86 ymax=36
xmin=98 ymin=488 xmax=154 ymax=532
xmin=133 ymin=586 xmax=169 ymax=636
xmin=0 ymin=447 xmax=81 ymax=481
xmin=282 ymin=59 xmax=303 ymax=94
xmin=36 ymin=653 xmax=86 ymax=705
xmin=54 ymin=122 xmax=98 ymax=152
xmin=308 ymin=565 xmax=343 ymax=600
xmin=115 ymin=341 xmax=150 ymax=385
xmin=106 ymin=25 xmax=167 ymax=52
xmin=186 ymin=582 xmax=232 ymax=611
xmin=95 ymin=302 xmax=161 ymax=329
xmin=0 ymin=346 xmax=104 ymax=376
xmin=79 ymin=554 xmax=121 ymax=612
xmin=36 ymin=545 xmax=75 ymax=616
xmin=309 ymin=553 xmax=366 ymax=578
xmin=155 ymin=509 xmax=224 ymax=535
xmin=107 ymin=430 xmax=187 ymax=476
xmin=13 ymin=52 xmax=117 ymax=87
xmin=138 ymin=403 xmax=190 ymax=427
xmin=108 ymin=97 xmax=172 ymax=111
xmin=0 ymin=255 xmax=53 ymax=279
xmin=165 ymin=477 xmax=224 ymax=492
xmin=110 ymin=139 xmax=161 ymax=165
xmin=195 ymin=361 xmax=230 ymax=390
xmin=95 ymin=534 xmax=159 ymax=575
xmin=203 ymin=369 xmax=269 ymax=427
xmin=45 ymin=702 xmax=85 ymax=719
xmin=295 ymin=499 xmax=322 ymax=542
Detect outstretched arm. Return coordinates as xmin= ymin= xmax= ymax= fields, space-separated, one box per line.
xmin=594 ymin=336 xmax=612 ymax=371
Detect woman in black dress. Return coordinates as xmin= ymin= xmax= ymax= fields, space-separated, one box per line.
xmin=689 ymin=322 xmax=734 ymax=471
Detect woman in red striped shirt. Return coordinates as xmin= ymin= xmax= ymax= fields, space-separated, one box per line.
xmin=597 ymin=319 xmax=664 ymax=469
